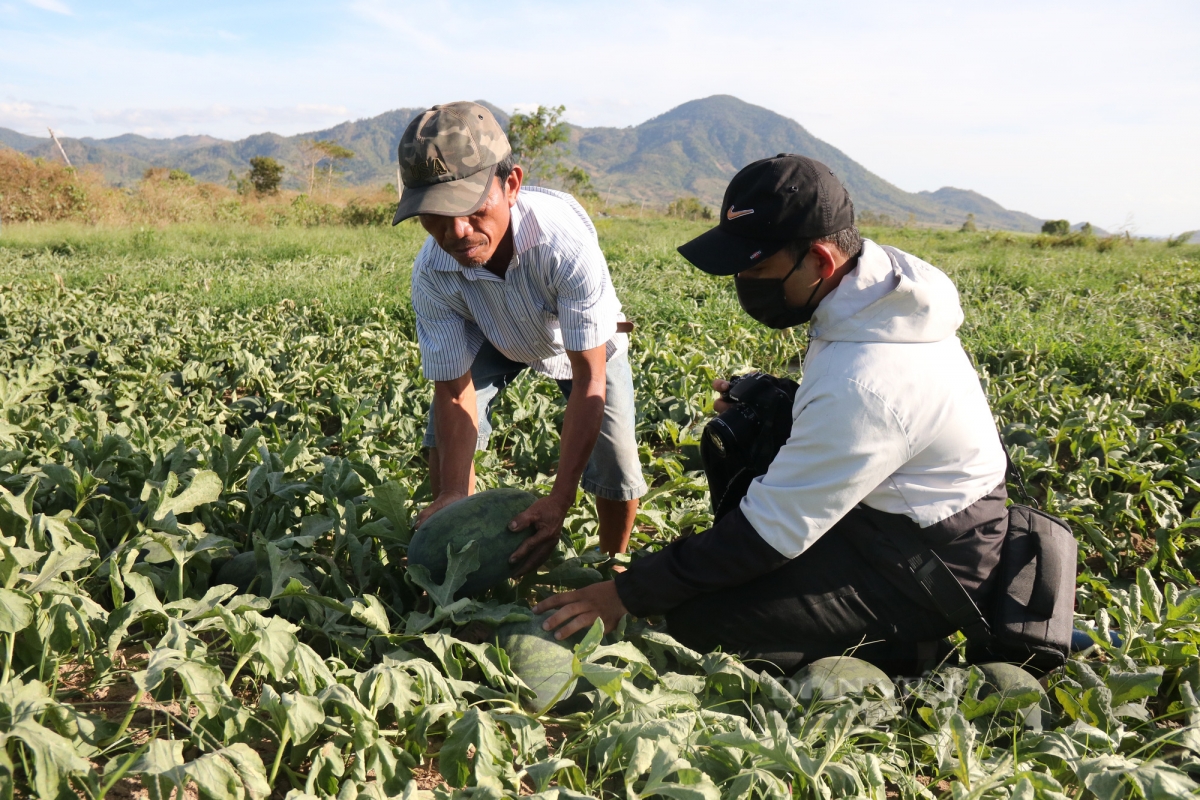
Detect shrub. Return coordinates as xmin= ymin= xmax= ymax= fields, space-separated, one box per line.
xmin=0 ymin=149 xmax=98 ymax=223
xmin=1041 ymin=219 xmax=1070 ymax=235
xmin=666 ymin=196 xmax=713 ymax=221
xmin=960 ymin=213 xmax=977 ymax=232
xmin=341 ymin=198 xmax=394 ymax=226
xmin=1166 ymin=231 xmax=1197 ymax=248
xmin=249 ymin=156 xmax=284 ymax=195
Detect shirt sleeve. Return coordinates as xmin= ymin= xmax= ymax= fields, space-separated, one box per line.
xmin=411 ymin=260 xmax=484 ymax=382
xmin=613 ymin=507 xmax=790 ymax=616
xmin=740 ymin=377 xmax=912 ymax=558
xmin=548 ymin=239 xmax=618 ymax=353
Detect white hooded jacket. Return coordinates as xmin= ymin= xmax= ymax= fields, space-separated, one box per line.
xmin=740 ymin=239 xmax=1007 ymax=559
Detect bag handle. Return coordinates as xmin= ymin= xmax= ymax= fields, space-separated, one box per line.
xmin=999 ymin=433 xmax=1038 ymax=509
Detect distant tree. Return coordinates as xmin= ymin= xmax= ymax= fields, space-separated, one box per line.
xmin=666 ymin=196 xmax=713 ymax=221
xmin=1041 ymin=219 xmax=1070 ymax=236
xmin=314 ymin=140 xmax=354 ymax=195
xmin=297 ymin=140 xmax=323 ymax=194
xmin=507 ymin=104 xmax=602 ymax=201
xmin=508 ymin=105 xmax=570 ymax=185
xmin=1079 ymin=222 xmax=1094 ymax=236
xmin=960 ymin=213 xmax=977 ymax=232
xmin=248 ymin=157 xmax=284 ymax=195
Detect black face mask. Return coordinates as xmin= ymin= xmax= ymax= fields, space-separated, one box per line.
xmin=734 ymin=257 xmax=823 ymax=329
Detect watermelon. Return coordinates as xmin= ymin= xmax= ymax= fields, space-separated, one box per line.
xmin=495 ymin=611 xmax=585 ymax=713
xmin=790 ymin=656 xmax=897 ymax=702
xmin=214 ymin=551 xmax=260 ymax=594
xmin=976 ymin=662 xmax=1048 ymax=729
xmin=408 ymin=488 xmax=538 ymax=597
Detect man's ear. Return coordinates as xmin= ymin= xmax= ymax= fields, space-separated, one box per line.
xmin=810 ymin=242 xmax=840 ymax=279
xmin=504 ymin=165 xmax=524 ymax=206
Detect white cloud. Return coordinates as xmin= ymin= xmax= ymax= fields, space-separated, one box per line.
xmin=22 ymin=0 xmax=70 ymax=14
xmin=0 ymin=99 xmax=85 ymax=130
xmin=90 ymin=104 xmax=352 ymax=137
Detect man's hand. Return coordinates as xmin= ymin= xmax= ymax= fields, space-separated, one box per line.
xmin=414 ymin=490 xmax=467 ymax=528
xmin=713 ymin=378 xmax=736 ymax=414
xmin=507 ymin=495 xmax=571 ymax=576
xmin=535 ymin=580 xmax=628 ymax=640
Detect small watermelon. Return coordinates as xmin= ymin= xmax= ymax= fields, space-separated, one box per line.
xmin=408 ymin=488 xmax=539 ymax=597
xmin=214 ymin=551 xmax=260 ymax=594
xmin=976 ymin=662 xmax=1048 ymax=729
xmin=495 ymin=611 xmax=585 ymax=713
xmin=790 ymin=656 xmax=897 ymax=702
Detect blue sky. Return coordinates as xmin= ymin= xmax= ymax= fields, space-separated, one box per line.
xmin=2 ymin=0 xmax=1197 ymax=234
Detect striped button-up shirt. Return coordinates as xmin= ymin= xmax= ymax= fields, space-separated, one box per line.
xmin=411 ymin=186 xmax=627 ymax=381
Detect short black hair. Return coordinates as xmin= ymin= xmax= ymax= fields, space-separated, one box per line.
xmin=784 ymin=225 xmax=864 ymax=262
xmin=494 ymin=153 xmax=515 ymax=184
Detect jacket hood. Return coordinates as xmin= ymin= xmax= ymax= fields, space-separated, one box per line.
xmin=809 ymin=240 xmax=964 ymax=344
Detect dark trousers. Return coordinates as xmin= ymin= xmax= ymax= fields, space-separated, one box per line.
xmin=664 ymin=507 xmax=966 ymax=676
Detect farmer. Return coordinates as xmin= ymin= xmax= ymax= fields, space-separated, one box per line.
xmin=396 ymin=101 xmax=646 ymax=574
xmin=538 ymin=155 xmax=1009 ymax=672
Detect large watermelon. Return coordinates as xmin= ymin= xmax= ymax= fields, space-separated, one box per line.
xmin=214 ymin=551 xmax=261 ymax=595
xmin=790 ymin=656 xmax=897 ymax=702
xmin=408 ymin=488 xmax=539 ymax=597
xmin=495 ymin=611 xmax=585 ymax=713
xmin=976 ymin=662 xmax=1048 ymax=729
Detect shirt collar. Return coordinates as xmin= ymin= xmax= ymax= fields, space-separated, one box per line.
xmin=430 ymin=189 xmax=546 ymax=274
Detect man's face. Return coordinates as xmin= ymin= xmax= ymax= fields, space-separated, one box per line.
xmin=736 ymin=248 xmax=821 ymax=307
xmin=419 ymin=166 xmax=523 ymax=267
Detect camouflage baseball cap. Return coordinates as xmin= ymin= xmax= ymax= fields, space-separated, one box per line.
xmin=392 ymin=101 xmax=512 ymax=225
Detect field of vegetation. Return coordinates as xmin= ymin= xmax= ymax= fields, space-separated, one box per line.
xmin=1 ymin=218 xmax=1199 ymax=799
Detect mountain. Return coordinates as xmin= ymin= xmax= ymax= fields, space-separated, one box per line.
xmin=0 ymin=96 xmax=1042 ymax=231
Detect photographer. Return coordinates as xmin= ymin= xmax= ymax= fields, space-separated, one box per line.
xmin=537 ymin=155 xmax=1009 ymax=673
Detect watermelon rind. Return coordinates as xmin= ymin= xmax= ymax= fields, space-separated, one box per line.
xmin=214 ymin=551 xmax=260 ymax=595
xmin=789 ymin=656 xmax=897 ymax=702
xmin=408 ymin=488 xmax=538 ymax=597
xmin=495 ymin=610 xmax=585 ymax=713
xmin=976 ymin=662 xmax=1049 ymax=729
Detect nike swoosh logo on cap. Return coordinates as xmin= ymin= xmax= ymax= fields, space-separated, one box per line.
xmin=726 ymin=206 xmax=754 ymax=220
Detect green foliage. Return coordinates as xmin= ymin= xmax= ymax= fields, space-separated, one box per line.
xmin=666 ymin=197 xmax=713 ymax=222
xmin=960 ymin=213 xmax=977 ymax=232
xmin=507 ymin=104 xmax=570 ymax=185
xmin=0 ymin=220 xmax=1198 ymax=796
xmin=1042 ymin=219 xmax=1071 ymax=236
xmin=1168 ymin=231 xmax=1198 ymax=248
xmin=248 ymin=156 xmax=284 ymax=195
xmin=507 ymin=104 xmax=598 ymax=199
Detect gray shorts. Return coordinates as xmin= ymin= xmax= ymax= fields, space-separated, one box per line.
xmin=423 ymin=341 xmax=648 ymax=502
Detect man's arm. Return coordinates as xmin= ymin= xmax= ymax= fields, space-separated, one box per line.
xmin=507 ymin=344 xmax=607 ymax=575
xmin=537 ymin=376 xmax=914 ymax=635
xmin=415 ymin=372 xmax=479 ymax=526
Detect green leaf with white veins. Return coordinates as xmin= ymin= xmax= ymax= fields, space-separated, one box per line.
xmin=578 ymin=661 xmax=627 ymax=703
xmin=439 ymin=707 xmax=511 ymax=789
xmin=349 ymin=593 xmax=391 ymax=634
xmin=0 ymin=587 xmax=34 ymax=634
xmin=6 ymin=719 xmax=94 ymax=799
xmin=173 ymin=744 xmax=271 ymax=800
xmin=629 ymin=741 xmax=720 ymax=800
xmin=154 ymin=469 xmax=222 ymax=520
xmin=260 ymin=684 xmax=324 ymax=745
xmin=407 ymin=540 xmax=480 ymax=607
xmin=369 ymin=479 xmax=410 ymax=533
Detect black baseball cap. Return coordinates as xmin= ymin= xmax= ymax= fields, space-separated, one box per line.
xmin=678 ymin=154 xmax=855 ymax=275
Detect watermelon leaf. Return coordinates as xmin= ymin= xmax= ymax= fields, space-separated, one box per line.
xmin=407 ymin=540 xmax=480 ymax=608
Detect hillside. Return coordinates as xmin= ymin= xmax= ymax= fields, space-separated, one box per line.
xmin=0 ymin=96 xmax=1042 ymax=231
